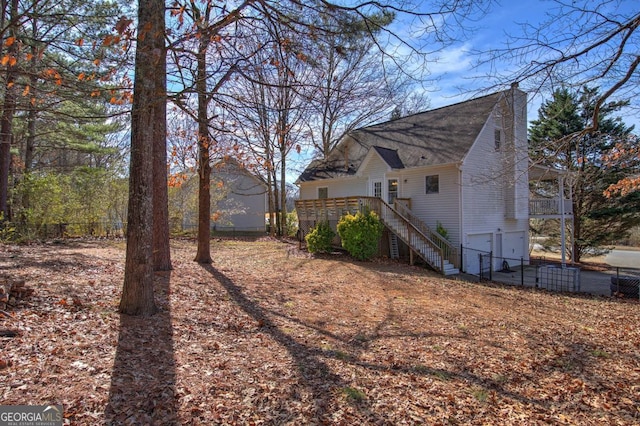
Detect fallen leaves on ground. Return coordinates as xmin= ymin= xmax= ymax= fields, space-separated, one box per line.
xmin=1 ymin=238 xmax=639 ymax=425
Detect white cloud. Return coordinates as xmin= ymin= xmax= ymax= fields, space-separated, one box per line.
xmin=426 ymin=44 xmax=473 ymax=75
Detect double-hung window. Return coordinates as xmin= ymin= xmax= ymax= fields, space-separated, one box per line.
xmin=425 ymin=175 xmax=439 ymax=194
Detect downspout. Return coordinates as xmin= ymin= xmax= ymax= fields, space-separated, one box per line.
xmin=568 ymin=176 xmax=575 ymax=264
xmin=458 ymin=162 xmax=464 ymax=271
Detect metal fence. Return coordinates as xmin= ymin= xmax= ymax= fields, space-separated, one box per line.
xmin=473 ymin=250 xmax=640 ymax=299
xmin=179 ymin=224 xmax=267 ymax=237
xmin=1 ymin=221 xmax=267 ymax=240
xmin=608 ymin=267 xmax=640 ymax=298
xmin=2 ymin=221 xmax=126 ymax=239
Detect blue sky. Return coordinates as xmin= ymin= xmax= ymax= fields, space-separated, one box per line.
xmin=400 ymin=0 xmax=640 ymax=130
xmin=289 ymin=0 xmax=639 ymax=182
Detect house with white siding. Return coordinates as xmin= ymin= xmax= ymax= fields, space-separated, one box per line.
xmin=174 ymin=158 xmax=268 ymax=234
xmin=211 ymin=158 xmax=268 ymax=233
xmin=295 ymin=86 xmax=535 ymax=275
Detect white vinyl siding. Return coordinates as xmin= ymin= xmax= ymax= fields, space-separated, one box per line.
xmin=460 ymin=98 xmax=529 ymax=266
xmin=399 ymin=165 xmax=461 ymax=247
xmin=361 ymin=152 xmax=389 ymax=190
xmin=214 ymin=169 xmax=267 ymax=231
xmin=298 ymin=177 xmax=367 ymax=200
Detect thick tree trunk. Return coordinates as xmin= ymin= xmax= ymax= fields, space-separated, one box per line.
xmin=194 ymin=140 xmax=212 ymax=263
xmin=194 ymin=36 xmax=212 ymax=264
xmin=280 ymin=151 xmax=287 ymax=237
xmin=0 ymin=0 xmax=18 ymax=221
xmin=152 ymin=28 xmax=171 ymax=271
xmin=120 ymin=0 xmax=165 ymax=316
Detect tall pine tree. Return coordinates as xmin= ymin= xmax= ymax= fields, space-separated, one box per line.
xmin=529 ymin=86 xmax=640 ymax=261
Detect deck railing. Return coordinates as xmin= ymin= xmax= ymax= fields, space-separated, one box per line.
xmin=529 ymin=198 xmax=573 ymax=216
xmin=295 ymin=197 xmax=381 ymax=247
xmin=295 ymin=196 xmax=382 ymax=225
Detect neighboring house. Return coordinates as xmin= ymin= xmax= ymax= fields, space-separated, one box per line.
xmin=295 ymin=85 xmax=537 ymax=275
xmin=174 ymin=158 xmax=268 ymax=234
xmin=211 ymin=158 xmax=268 ymax=233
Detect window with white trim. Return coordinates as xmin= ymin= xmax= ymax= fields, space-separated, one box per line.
xmin=373 ymin=181 xmax=382 ymax=198
xmin=494 ymin=129 xmax=502 ymax=151
xmin=388 ymin=179 xmax=398 ymax=203
xmin=425 ymin=175 xmax=439 ymax=194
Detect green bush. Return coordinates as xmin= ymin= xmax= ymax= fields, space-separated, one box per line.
xmin=305 ymin=221 xmax=335 ymax=253
xmin=337 ymin=210 xmax=384 ymax=260
xmin=436 ymin=221 xmax=450 ymax=241
xmin=0 ymin=213 xmax=16 ymax=242
xmin=286 ymin=210 xmax=299 ymax=237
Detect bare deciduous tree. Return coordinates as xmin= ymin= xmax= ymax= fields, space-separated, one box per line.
xmin=480 ymin=1 xmax=639 ymax=132
xmin=482 ymin=1 xmax=639 ymax=194
xmin=121 ymin=0 xmax=493 ymax=313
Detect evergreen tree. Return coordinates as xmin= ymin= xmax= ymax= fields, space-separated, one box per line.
xmin=529 ymin=86 xmax=640 ymax=261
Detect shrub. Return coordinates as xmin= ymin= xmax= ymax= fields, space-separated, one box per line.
xmin=436 ymin=221 xmax=450 ymax=241
xmin=0 ymin=213 xmax=16 ymax=242
xmin=337 ymin=210 xmax=384 ymax=260
xmin=305 ymin=221 xmax=335 ymax=253
xmin=286 ymin=210 xmax=299 ymax=237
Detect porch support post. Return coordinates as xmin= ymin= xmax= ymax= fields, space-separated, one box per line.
xmin=568 ymin=177 xmax=575 ymax=264
xmin=559 ymin=175 xmax=566 ymax=266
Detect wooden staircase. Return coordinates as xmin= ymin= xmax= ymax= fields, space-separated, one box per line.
xmin=389 ymin=233 xmax=400 ymax=259
xmin=294 ymin=196 xmax=460 ymax=276
xmin=379 ymin=201 xmax=459 ymax=275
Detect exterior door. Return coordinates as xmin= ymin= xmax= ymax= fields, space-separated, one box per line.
xmin=503 ymin=231 xmax=526 ymax=263
xmin=388 ymin=179 xmax=398 ymax=204
xmin=371 ymin=180 xmax=382 ymax=198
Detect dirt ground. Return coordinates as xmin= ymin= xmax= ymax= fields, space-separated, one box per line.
xmin=1 ymin=238 xmax=639 ymax=425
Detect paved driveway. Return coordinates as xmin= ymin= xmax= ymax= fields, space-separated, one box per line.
xmin=605 ymin=249 xmax=640 ymax=268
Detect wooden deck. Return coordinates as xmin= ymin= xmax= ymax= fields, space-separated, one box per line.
xmin=295 ymin=196 xmax=460 ymax=275
xmin=529 ymin=198 xmax=573 ymax=217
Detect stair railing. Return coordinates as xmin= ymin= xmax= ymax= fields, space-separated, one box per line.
xmin=394 ymin=201 xmax=460 ymax=269
xmin=376 ymin=200 xmax=445 ymax=273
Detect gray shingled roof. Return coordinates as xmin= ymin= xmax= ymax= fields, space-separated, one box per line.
xmin=297 ymin=90 xmax=504 ymax=182
xmin=372 ymin=146 xmax=404 ymax=169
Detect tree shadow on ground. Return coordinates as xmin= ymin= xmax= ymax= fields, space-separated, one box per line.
xmin=104 ymin=272 xmax=177 ymax=425
xmin=200 ymin=264 xmax=386 ymax=423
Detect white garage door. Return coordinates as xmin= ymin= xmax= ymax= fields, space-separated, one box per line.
xmin=465 ymin=233 xmax=492 ymax=275
xmin=503 ymin=231 xmax=526 ymax=262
